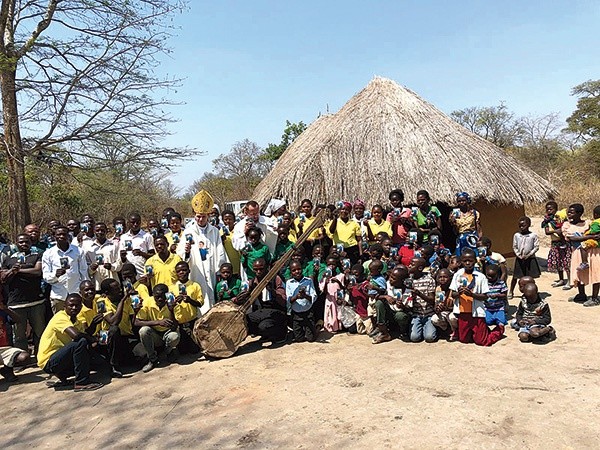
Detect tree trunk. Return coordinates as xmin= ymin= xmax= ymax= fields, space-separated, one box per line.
xmin=1 ymin=68 xmax=31 ymax=238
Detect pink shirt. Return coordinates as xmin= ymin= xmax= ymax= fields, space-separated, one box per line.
xmin=386 ymin=208 xmax=413 ymax=244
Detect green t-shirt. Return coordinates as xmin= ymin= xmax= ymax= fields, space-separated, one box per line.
xmin=274 ymin=239 xmax=295 ymax=262
xmin=215 ymin=277 xmax=242 ymax=302
xmin=241 ymin=242 xmax=272 ymax=279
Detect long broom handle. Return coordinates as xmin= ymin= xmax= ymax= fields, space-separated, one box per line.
xmin=239 ymin=209 xmax=326 ymax=312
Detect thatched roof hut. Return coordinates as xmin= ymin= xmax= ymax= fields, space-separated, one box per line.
xmin=254 ymin=77 xmax=556 ymax=254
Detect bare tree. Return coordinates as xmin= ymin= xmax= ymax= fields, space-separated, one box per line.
xmin=0 ymin=0 xmax=197 ymax=236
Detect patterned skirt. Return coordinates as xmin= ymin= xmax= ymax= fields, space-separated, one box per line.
xmin=547 ymin=243 xmax=571 ymax=272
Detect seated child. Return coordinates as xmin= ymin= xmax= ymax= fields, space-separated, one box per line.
xmin=484 ymin=265 xmax=508 ymax=326
xmin=431 ymin=268 xmax=458 ymax=339
xmin=285 ymin=261 xmax=317 ymax=342
xmin=512 ymin=283 xmax=555 ymax=343
xmin=477 ymin=236 xmax=507 ymax=281
xmin=0 ymin=302 xmax=31 ymax=382
xmin=216 ymin=262 xmax=241 ymax=302
xmin=578 ymin=205 xmax=600 ymax=271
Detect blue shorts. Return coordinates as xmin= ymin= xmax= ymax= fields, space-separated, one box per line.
xmin=510 ymin=320 xmax=546 ymax=334
xmin=485 ymin=310 xmax=507 ymax=326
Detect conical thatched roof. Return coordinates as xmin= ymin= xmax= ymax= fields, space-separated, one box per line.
xmin=254 ymin=77 xmax=556 ymax=208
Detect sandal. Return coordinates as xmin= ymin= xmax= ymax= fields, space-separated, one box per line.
xmin=74 ymin=381 xmax=104 ymax=392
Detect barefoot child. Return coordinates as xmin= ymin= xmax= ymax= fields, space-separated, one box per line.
xmin=449 ymin=249 xmax=504 ymax=346
xmin=512 ymin=283 xmax=555 ymax=343
xmin=509 ymin=217 xmax=540 ymax=299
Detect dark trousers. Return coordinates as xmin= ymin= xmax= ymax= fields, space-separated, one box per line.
xmin=292 ymin=309 xmax=317 ymax=342
xmin=375 ymin=299 xmax=410 ymax=334
xmin=44 ymin=337 xmax=91 ymax=384
xmin=104 ymin=326 xmax=131 ymax=368
xmin=247 ymin=308 xmax=287 ymax=342
xmin=179 ymin=321 xmax=200 ymax=354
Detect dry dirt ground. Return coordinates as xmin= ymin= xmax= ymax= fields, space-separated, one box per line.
xmin=2 ymin=233 xmax=600 ymax=449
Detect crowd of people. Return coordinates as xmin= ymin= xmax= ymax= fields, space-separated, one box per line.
xmin=1 ymin=188 xmax=598 ymax=391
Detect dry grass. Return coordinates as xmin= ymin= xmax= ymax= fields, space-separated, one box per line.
xmin=254 ymin=77 xmax=556 ymax=208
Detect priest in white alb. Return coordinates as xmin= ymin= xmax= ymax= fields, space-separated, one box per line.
xmin=178 ymin=190 xmax=228 ymax=315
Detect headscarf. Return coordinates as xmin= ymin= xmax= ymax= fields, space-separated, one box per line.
xmin=456 ymin=192 xmax=471 ymax=204
xmin=353 ymin=198 xmax=365 ymax=209
xmin=264 ymin=198 xmax=286 ymax=216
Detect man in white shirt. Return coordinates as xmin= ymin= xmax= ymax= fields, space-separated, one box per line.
xmin=42 ymin=226 xmax=89 ymax=313
xmin=232 ymin=200 xmax=277 ymax=255
xmin=88 ymin=222 xmax=122 ymax=291
xmin=119 ymin=213 xmax=155 ymax=277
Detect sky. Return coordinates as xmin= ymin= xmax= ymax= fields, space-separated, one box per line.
xmin=157 ymin=0 xmax=600 ymax=191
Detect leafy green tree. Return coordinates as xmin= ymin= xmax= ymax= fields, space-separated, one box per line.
xmin=263 ymin=120 xmax=307 ymax=161
xmin=565 ymin=80 xmax=600 ymax=142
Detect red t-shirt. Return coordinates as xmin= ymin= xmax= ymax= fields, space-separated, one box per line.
xmin=0 ymin=312 xmax=10 ymax=347
xmin=349 ymin=282 xmax=369 ymax=318
xmin=399 ymin=245 xmax=415 ymax=267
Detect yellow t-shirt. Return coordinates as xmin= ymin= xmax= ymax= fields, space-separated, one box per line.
xmin=134 ymin=280 xmax=152 ymax=305
xmin=368 ymin=218 xmax=392 ymax=242
xmin=37 ymin=311 xmax=86 ymax=369
xmin=97 ymin=295 xmax=135 ymax=336
xmin=288 ymin=227 xmax=297 ymax=243
xmin=137 ymin=297 xmax=172 ymax=332
xmin=294 ymin=216 xmax=321 ymax=241
xmin=332 ymin=218 xmax=361 ymax=248
xmin=77 ymin=295 xmax=102 ymax=335
xmin=145 ymin=252 xmax=182 ymax=288
xmin=169 ymin=280 xmax=203 ymax=323
xmin=221 ymin=231 xmax=241 ymax=274
xmin=164 ymin=230 xmax=183 ymax=247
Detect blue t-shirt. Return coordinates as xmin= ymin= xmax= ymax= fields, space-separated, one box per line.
xmin=485 ymin=280 xmax=508 ymax=311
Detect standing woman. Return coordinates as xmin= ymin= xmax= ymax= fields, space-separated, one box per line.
xmin=414 ymin=190 xmax=442 ymax=242
xmin=295 ymin=199 xmax=324 ymax=257
xmin=329 ymin=202 xmax=363 ymax=264
xmin=386 ymin=189 xmax=414 ymax=248
xmin=562 ymin=203 xmax=600 ymax=306
xmin=449 ymin=192 xmax=482 ymax=256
